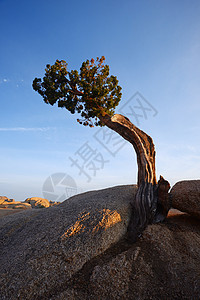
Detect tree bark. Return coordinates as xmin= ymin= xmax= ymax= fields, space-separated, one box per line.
xmin=99 ymin=113 xmax=170 ymax=241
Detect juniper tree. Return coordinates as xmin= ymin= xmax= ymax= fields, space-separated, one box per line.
xmin=33 ymin=56 xmax=170 ymax=241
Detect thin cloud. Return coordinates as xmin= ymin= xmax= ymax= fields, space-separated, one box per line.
xmin=0 ymin=127 xmax=52 ymax=132
xmin=0 ymin=78 xmax=24 ymax=87
xmin=0 ymin=78 xmax=10 ymax=84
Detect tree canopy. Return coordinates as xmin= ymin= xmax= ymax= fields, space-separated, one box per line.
xmin=33 ymin=56 xmax=122 ymax=127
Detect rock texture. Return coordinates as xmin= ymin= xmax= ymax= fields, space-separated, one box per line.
xmin=49 ymin=200 xmax=61 ymax=207
xmin=25 ymin=197 xmax=50 ymax=208
xmin=0 ymin=208 xmax=32 ymax=218
xmin=0 ymin=185 xmax=136 ymax=300
xmin=76 ymin=215 xmax=200 ymax=300
xmin=170 ymin=180 xmax=200 ymax=218
xmin=1 ymin=185 xmax=200 ymax=299
xmin=0 ymin=198 xmax=32 ymax=210
xmin=0 ymin=196 xmax=10 ymax=204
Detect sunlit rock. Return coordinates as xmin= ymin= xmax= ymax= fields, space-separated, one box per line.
xmin=0 ymin=185 xmax=136 ymax=299
xmin=24 ymin=197 xmax=50 ymax=208
xmin=170 ymin=180 xmax=200 ymax=218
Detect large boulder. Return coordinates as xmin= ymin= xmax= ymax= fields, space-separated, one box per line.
xmin=1 ymin=192 xmax=200 ymax=299
xmin=0 ymin=185 xmax=136 ymax=299
xmin=1 ymin=185 xmax=200 ymax=299
xmin=24 ymin=197 xmax=50 ymax=208
xmin=67 ymin=215 xmax=200 ymax=300
xmin=170 ymin=180 xmax=200 ymax=218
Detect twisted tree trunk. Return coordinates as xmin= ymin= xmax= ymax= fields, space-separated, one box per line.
xmin=99 ymin=113 xmax=170 ymax=241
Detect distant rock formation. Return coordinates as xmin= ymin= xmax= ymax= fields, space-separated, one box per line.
xmin=170 ymin=180 xmax=200 ymax=218
xmin=0 ymin=197 xmax=31 ymax=210
xmin=24 ymin=197 xmax=50 ymax=208
xmin=0 ymin=184 xmax=200 ymax=299
xmin=49 ymin=200 xmax=61 ymax=207
xmin=0 ymin=196 xmax=10 ymax=204
xmin=0 ymin=196 xmax=60 ymax=210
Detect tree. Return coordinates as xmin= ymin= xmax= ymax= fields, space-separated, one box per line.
xmin=33 ymin=56 xmax=170 ymax=241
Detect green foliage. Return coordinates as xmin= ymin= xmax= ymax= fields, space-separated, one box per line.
xmin=33 ymin=57 xmax=122 ymax=127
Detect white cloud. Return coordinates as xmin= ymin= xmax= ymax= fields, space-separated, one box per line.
xmin=0 ymin=78 xmax=10 ymax=84
xmin=0 ymin=127 xmax=52 ymax=132
xmin=0 ymin=79 xmax=9 ymax=86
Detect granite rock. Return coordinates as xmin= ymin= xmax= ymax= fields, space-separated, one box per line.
xmin=0 ymin=200 xmax=31 ymax=209
xmin=25 ymin=197 xmax=50 ymax=208
xmin=0 ymin=196 xmax=10 ymax=205
xmin=170 ymin=180 xmax=200 ymax=218
xmin=1 ymin=184 xmax=200 ymax=299
xmin=0 ymin=185 xmax=136 ymax=299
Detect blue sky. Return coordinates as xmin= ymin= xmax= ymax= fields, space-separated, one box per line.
xmin=1 ymin=0 xmax=200 ymax=201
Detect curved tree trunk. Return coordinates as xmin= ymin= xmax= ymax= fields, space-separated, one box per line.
xmin=99 ymin=113 xmax=170 ymax=241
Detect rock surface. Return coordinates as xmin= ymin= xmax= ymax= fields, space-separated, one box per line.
xmin=0 ymin=196 xmax=10 ymax=204
xmin=0 ymin=185 xmax=200 ymax=299
xmin=0 ymin=199 xmax=32 ymax=210
xmin=170 ymin=180 xmax=200 ymax=218
xmin=25 ymin=197 xmax=50 ymax=208
xmin=49 ymin=200 xmax=61 ymax=207
xmin=0 ymin=208 xmax=32 ymax=218
xmin=74 ymin=215 xmax=200 ymax=300
xmin=0 ymin=185 xmax=136 ymax=299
